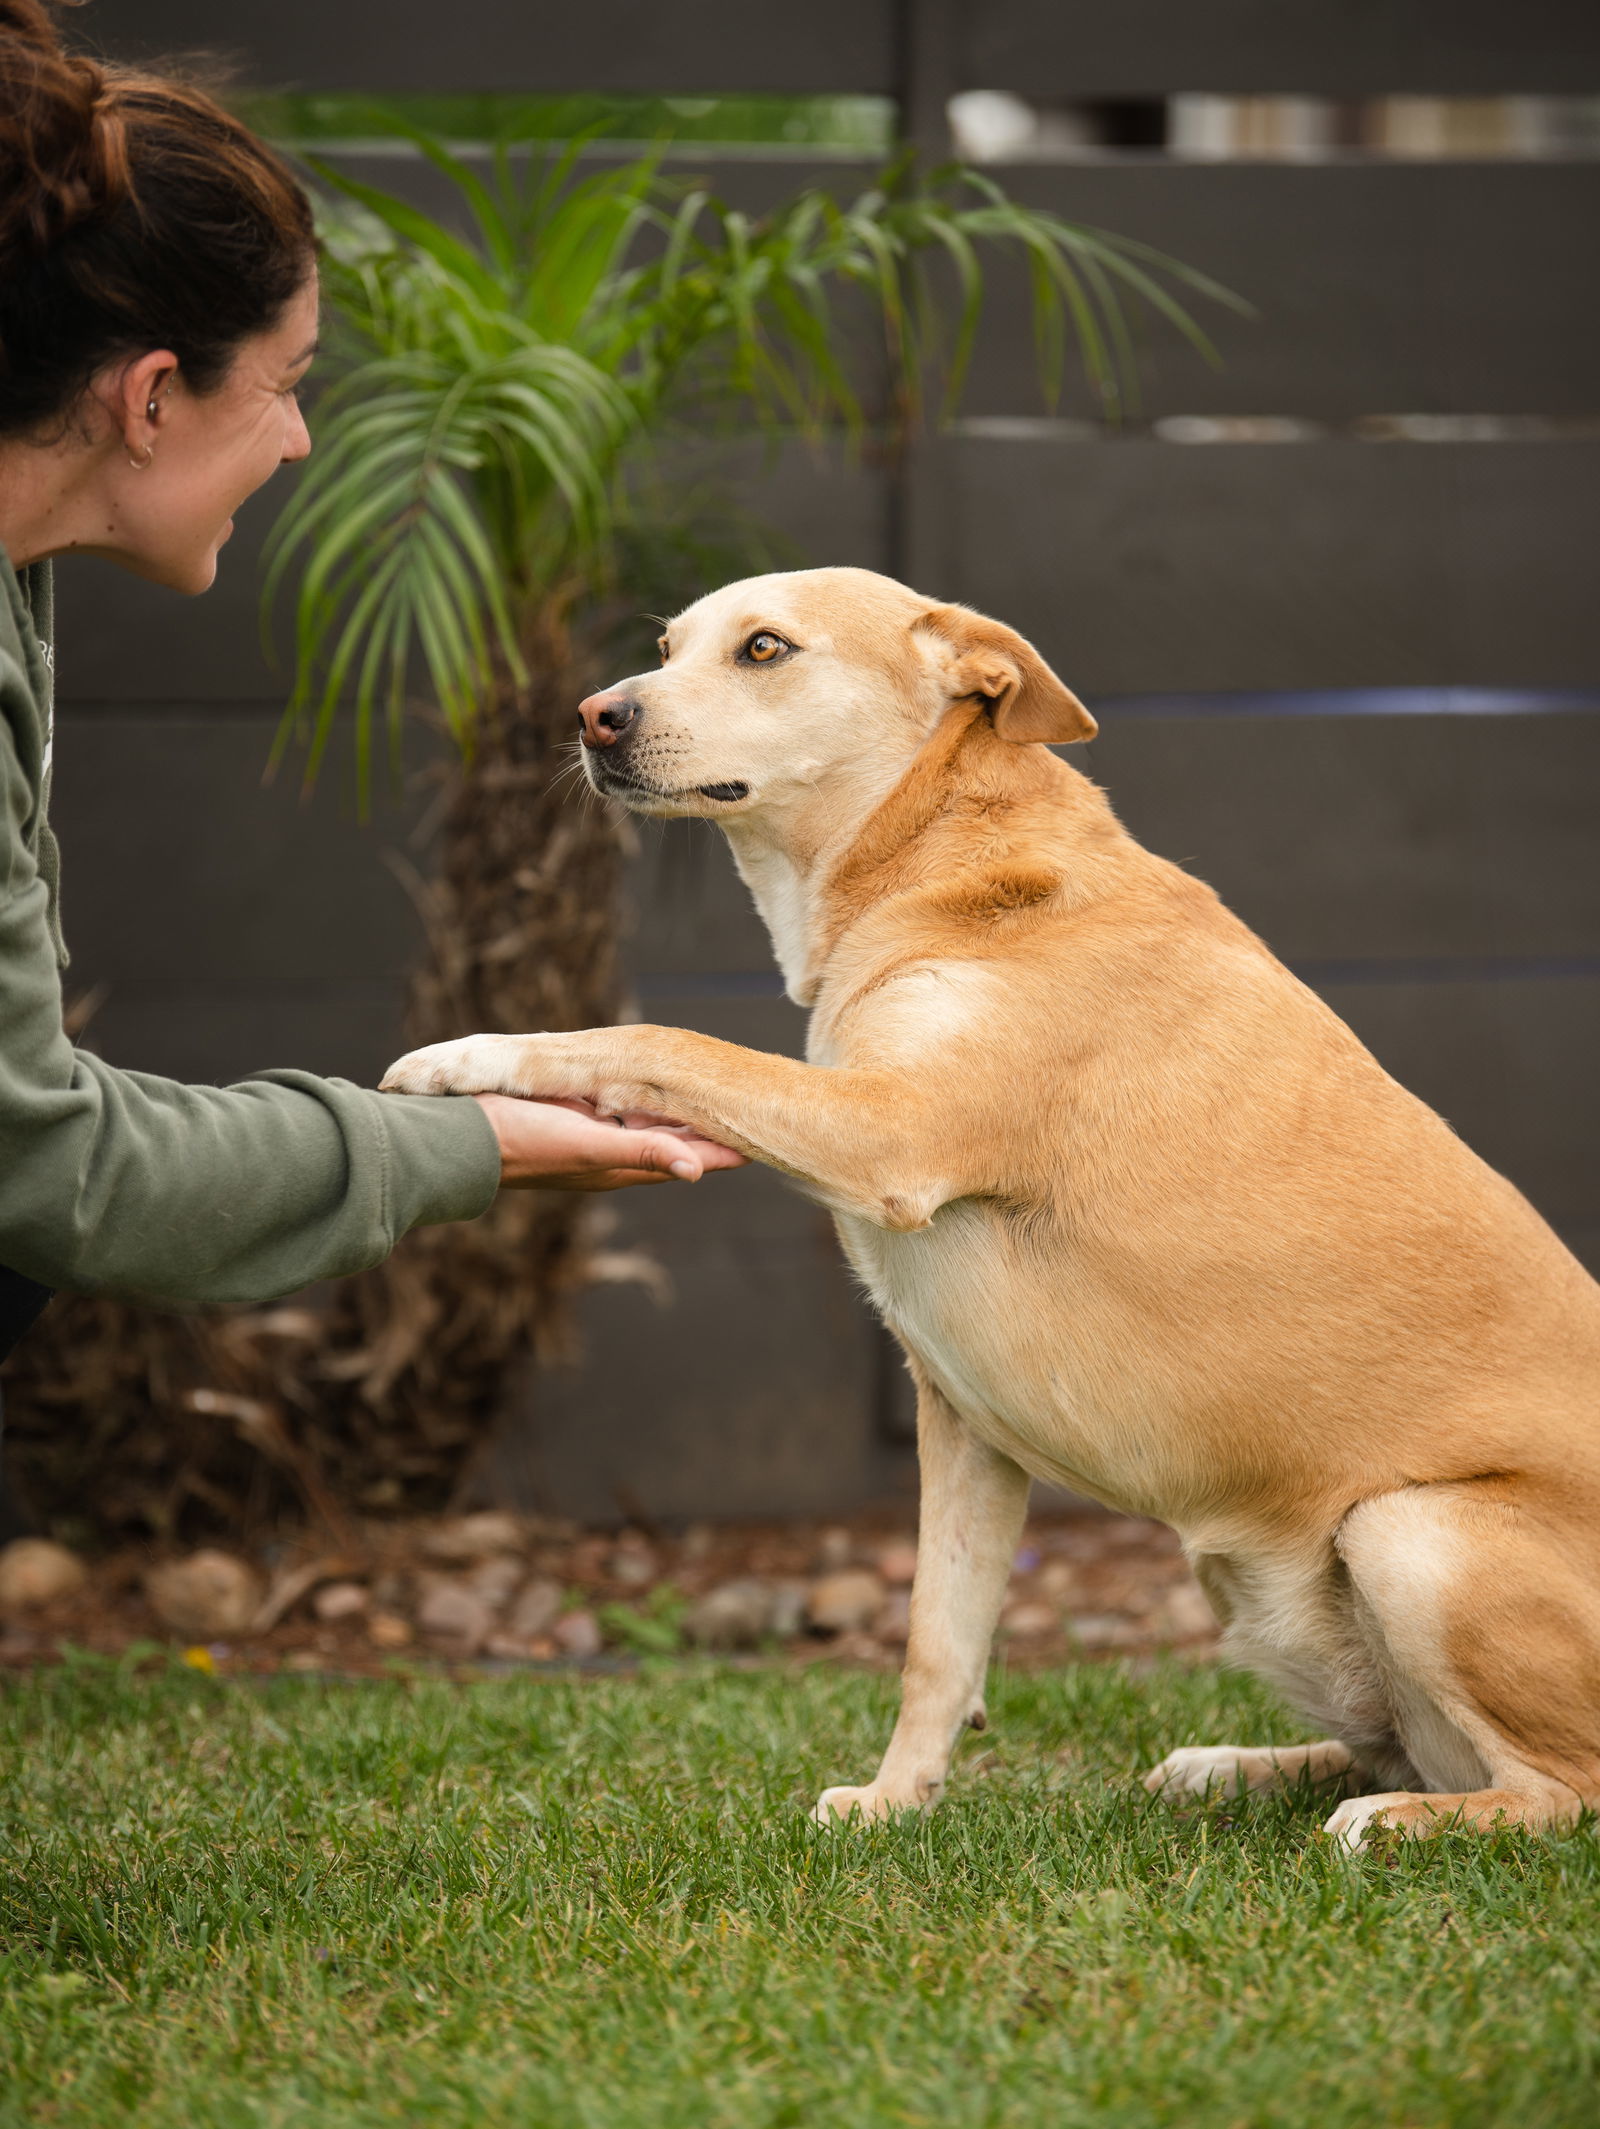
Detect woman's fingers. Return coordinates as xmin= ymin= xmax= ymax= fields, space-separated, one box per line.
xmin=471 ymin=1093 xmax=744 ymax=1190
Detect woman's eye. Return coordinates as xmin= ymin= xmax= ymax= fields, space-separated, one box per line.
xmin=745 ymin=632 xmax=787 ymax=663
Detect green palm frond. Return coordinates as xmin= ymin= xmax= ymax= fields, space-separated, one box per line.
xmin=270 ymin=127 xmax=1248 ymax=792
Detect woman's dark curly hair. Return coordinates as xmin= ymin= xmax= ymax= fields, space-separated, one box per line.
xmin=0 ymin=0 xmax=315 ymax=439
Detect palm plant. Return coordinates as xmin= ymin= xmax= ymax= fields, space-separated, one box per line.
xmin=273 ymin=137 xmax=1238 ymax=782
xmin=5 ymin=129 xmax=1242 ymax=1540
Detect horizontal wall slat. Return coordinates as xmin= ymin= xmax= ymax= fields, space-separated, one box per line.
xmin=84 ymin=0 xmax=897 ymax=95
xmin=920 ymin=437 xmax=1600 ymax=691
xmin=50 ymin=442 xmax=891 ymax=705
xmin=1083 ymin=713 xmax=1600 ymax=964
xmin=955 ymin=162 xmax=1600 ymax=422
xmin=88 ymin=0 xmax=1600 ymax=98
xmin=49 ymin=713 xmax=426 ymax=986
xmin=967 ymin=0 xmax=1600 ymax=95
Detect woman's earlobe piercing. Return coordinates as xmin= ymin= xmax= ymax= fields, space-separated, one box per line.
xmin=127 ymin=443 xmax=154 ymax=470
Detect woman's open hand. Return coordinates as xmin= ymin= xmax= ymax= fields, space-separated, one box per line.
xmin=472 ymin=1093 xmax=747 ymax=1192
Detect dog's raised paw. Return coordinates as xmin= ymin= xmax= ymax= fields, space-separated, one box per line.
xmin=381 ymin=1036 xmax=513 ymax=1097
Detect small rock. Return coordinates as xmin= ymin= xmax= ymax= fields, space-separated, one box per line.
xmin=685 ymin=1577 xmax=775 ymax=1650
xmin=806 ymin=1568 xmax=885 ymax=1634
xmin=482 ymin=1631 xmax=534 ymax=1660
xmin=415 ymin=1576 xmax=494 ymax=1652
xmin=367 ymin=1610 xmax=413 ymax=1650
xmin=1158 ymin=1582 xmax=1216 ymax=1639
xmin=553 ymin=1609 xmax=602 ymax=1659
xmin=813 ymin=1527 xmax=853 ymax=1572
xmin=569 ymin=1536 xmax=610 ymax=1582
xmin=0 ymin=1538 xmax=87 ymax=1614
xmin=679 ymin=1523 xmax=714 ymax=1563
xmin=465 ymin=1555 xmax=523 ymax=1610
xmin=875 ymin=1540 xmax=918 ymax=1587
xmin=1068 ymin=1612 xmax=1137 ymax=1651
xmin=145 ymin=1551 xmax=262 ymax=1639
xmin=505 ymin=1577 xmax=565 ymax=1640
xmin=312 ymin=1581 xmax=369 ymax=1625
xmin=874 ymin=1589 xmax=912 ymax=1643
xmin=1002 ymin=1600 xmax=1060 ymax=1639
xmin=420 ymin=1512 xmax=526 ymax=1565
xmin=609 ymin=1535 xmax=657 ymax=1588
xmin=768 ymin=1579 xmax=810 ymax=1640
xmin=1038 ymin=1558 xmax=1084 ymax=1602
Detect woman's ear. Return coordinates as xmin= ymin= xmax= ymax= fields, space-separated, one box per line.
xmin=915 ymin=602 xmax=1097 ymax=745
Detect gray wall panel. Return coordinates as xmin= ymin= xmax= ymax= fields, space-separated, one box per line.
xmin=1317 ymin=975 xmax=1600 ymax=1235
xmin=968 ymin=0 xmax=1600 ymax=95
xmin=1082 ymin=712 xmax=1600 ymax=961
xmin=956 ymin=162 xmax=1600 ymax=422
xmin=50 ymin=447 xmax=890 ymax=705
xmin=52 ymin=503 xmax=288 ymax=705
xmin=49 ymin=712 xmax=424 ymax=986
xmin=68 ymin=985 xmax=411 ymax=1092
xmin=630 ymin=823 xmax=784 ymax=982
xmin=938 ymin=437 xmax=1600 ymax=691
xmin=491 ymin=1215 xmax=892 ymax=1525
xmin=85 ymin=0 xmax=1600 ymax=98
xmin=83 ymin=0 xmax=898 ymax=95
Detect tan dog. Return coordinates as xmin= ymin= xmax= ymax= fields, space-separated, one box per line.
xmin=384 ymin=566 xmax=1600 ymax=1849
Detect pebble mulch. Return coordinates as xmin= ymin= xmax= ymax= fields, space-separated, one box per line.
xmin=0 ymin=1508 xmax=1218 ymax=1677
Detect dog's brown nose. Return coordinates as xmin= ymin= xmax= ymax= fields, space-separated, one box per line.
xmin=578 ymin=691 xmax=640 ymax=749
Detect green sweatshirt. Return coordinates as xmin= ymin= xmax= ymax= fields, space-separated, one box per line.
xmin=0 ymin=548 xmax=501 ymax=1305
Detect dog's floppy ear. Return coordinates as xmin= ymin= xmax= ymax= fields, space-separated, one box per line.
xmin=915 ymin=602 xmax=1097 ymax=745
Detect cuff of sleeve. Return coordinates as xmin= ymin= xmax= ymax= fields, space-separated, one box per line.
xmin=374 ymin=1092 xmax=501 ymax=1235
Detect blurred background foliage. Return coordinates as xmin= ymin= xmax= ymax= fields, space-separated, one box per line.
xmin=234 ymin=91 xmax=899 ymax=154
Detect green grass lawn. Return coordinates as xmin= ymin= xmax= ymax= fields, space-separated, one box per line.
xmin=1 ymin=1657 xmax=1596 ymax=2126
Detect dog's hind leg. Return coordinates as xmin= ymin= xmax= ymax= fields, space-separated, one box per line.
xmin=813 ymin=1364 xmax=1029 ymax=1824
xmin=1322 ymin=1480 xmax=1600 ymax=1850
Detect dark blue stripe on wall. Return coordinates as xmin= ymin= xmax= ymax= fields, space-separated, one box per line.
xmin=1088 ymin=689 xmax=1600 ymax=721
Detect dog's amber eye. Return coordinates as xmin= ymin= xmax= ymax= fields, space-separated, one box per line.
xmin=744 ymin=632 xmax=787 ymax=663
xmin=658 ymin=637 xmax=670 ymax=662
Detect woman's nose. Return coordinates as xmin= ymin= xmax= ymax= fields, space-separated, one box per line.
xmin=282 ymin=400 xmax=312 ymax=465
xmin=578 ymin=692 xmax=641 ymax=749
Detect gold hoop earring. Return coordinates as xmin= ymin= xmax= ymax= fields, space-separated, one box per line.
xmin=127 ymin=443 xmax=154 ymax=470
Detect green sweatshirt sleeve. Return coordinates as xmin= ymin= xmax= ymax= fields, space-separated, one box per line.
xmin=0 ymin=639 xmax=501 ymax=1306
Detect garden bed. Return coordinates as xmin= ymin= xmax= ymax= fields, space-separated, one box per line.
xmin=0 ymin=1507 xmax=1216 ymax=1677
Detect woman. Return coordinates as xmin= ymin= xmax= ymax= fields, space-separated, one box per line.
xmin=0 ymin=1 xmax=739 ymax=1371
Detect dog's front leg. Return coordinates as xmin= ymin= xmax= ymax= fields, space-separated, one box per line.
xmin=814 ymin=1362 xmax=1030 ymax=1824
xmin=382 ymin=1025 xmax=972 ymax=1230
